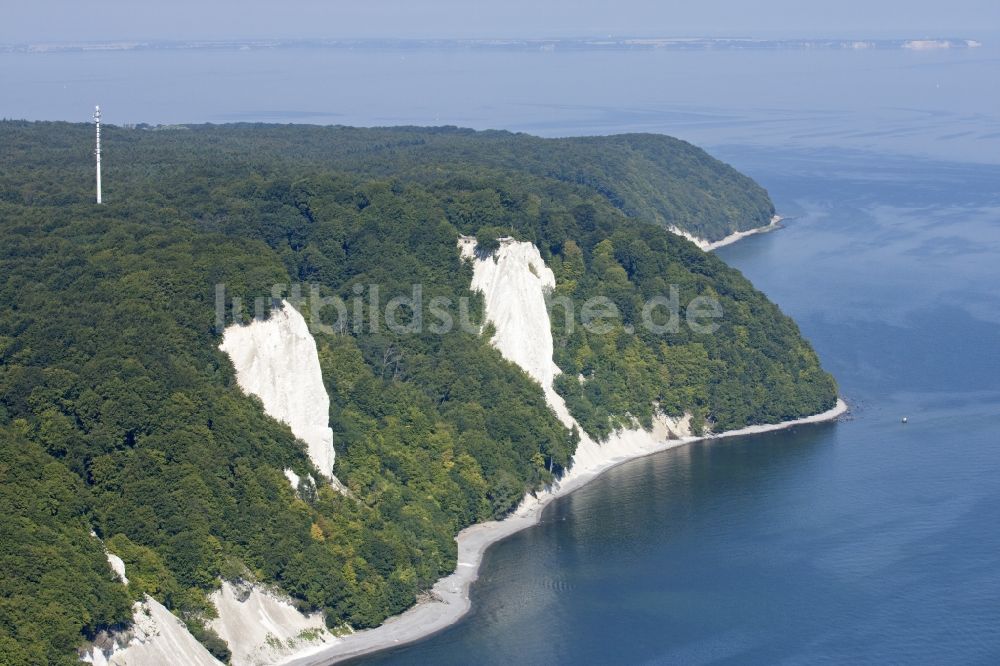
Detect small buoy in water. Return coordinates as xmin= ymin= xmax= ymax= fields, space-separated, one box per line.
xmin=901 ymin=417 xmax=908 ymax=424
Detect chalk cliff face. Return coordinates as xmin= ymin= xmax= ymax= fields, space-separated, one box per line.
xmin=219 ymin=301 xmax=337 ymax=481
xmin=83 ymin=596 xmax=223 ymax=666
xmin=460 ymin=237 xmax=560 ymax=388
xmin=668 ymin=215 xmax=780 ymax=252
xmin=86 ymin=533 xmax=335 ymax=666
xmin=459 ymin=237 xmax=693 ymax=486
xmin=106 ymin=553 xmax=128 ymax=586
xmin=82 ymin=554 xmax=221 ymax=666
xmin=209 ymin=582 xmax=336 ymax=666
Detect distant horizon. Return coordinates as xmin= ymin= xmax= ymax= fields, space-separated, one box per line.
xmin=0 ymin=34 xmax=986 ymax=50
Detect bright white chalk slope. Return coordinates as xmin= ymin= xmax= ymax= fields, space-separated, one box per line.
xmin=219 ymin=300 xmax=336 ymax=481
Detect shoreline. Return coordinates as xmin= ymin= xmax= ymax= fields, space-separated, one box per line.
xmin=283 ymin=397 xmax=848 ymax=665
xmin=671 ymin=214 xmax=783 ymax=252
xmin=706 ymin=214 xmax=782 ymax=250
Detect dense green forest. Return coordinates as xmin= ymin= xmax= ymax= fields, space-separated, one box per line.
xmin=0 ymin=121 xmax=834 ymax=664
xmin=2 ymin=122 xmax=774 ymax=242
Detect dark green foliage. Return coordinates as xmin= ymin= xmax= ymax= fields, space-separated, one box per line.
xmin=0 ymin=121 xmax=772 ymax=241
xmin=187 ymin=623 xmax=232 ymax=663
xmin=0 ymin=428 xmax=131 ymax=665
xmin=545 ymin=229 xmax=838 ymax=436
xmin=0 ymin=120 xmax=834 ymax=663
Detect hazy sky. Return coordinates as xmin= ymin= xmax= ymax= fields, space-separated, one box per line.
xmin=3 ymin=0 xmax=997 ymax=43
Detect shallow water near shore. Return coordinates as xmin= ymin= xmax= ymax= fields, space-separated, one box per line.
xmin=355 ymin=147 xmax=1000 ymax=664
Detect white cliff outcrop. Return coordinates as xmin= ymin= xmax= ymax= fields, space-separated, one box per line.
xmin=106 ymin=552 xmax=128 ymax=586
xmin=84 ymin=597 xmax=223 ymax=666
xmin=82 ymin=554 xmax=221 ymax=666
xmin=460 ymin=236 xmax=560 ymax=388
xmin=284 ymin=468 xmax=302 ymax=490
xmin=85 ymin=521 xmax=336 ymax=666
xmin=90 ymin=530 xmax=130 ymax=586
xmin=219 ymin=300 xmax=337 ymax=483
xmin=668 ymin=215 xmax=782 ymax=252
xmin=459 ymin=237 xmax=693 ymax=488
xmin=209 ymin=582 xmax=336 ymax=666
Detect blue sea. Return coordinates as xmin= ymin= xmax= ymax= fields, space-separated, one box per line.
xmin=6 ymin=37 xmax=999 ymax=664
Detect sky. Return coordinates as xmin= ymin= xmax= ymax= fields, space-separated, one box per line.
xmin=3 ymin=0 xmax=998 ymax=43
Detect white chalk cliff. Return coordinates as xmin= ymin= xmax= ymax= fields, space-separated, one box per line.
xmin=209 ymin=581 xmax=336 ymax=666
xmin=84 ymin=544 xmax=335 ymax=666
xmin=461 ymin=236 xmax=560 ymax=389
xmin=459 ymin=237 xmax=693 ymax=488
xmin=668 ymin=215 xmax=781 ymax=252
xmin=219 ymin=301 xmax=337 ymax=482
xmin=107 ymin=552 xmax=128 ymax=586
xmin=82 ymin=555 xmax=222 ymax=666
xmin=88 ymin=597 xmax=223 ymax=666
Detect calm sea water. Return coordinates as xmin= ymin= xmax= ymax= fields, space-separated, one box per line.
xmin=5 ymin=39 xmax=1000 ymax=664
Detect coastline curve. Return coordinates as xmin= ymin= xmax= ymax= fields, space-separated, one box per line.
xmin=283 ymin=398 xmax=848 ymax=665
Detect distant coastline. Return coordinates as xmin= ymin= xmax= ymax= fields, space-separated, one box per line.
xmin=0 ymin=37 xmax=982 ymax=54
xmin=283 ymin=397 xmax=848 ymax=666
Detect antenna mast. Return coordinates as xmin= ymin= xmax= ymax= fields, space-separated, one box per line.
xmin=94 ymin=105 xmax=102 ymax=204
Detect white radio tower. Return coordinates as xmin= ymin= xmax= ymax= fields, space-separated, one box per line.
xmin=94 ymin=105 xmax=102 ymax=204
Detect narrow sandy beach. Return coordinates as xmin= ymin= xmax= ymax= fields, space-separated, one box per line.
xmin=706 ymin=214 xmax=782 ymax=250
xmin=672 ymin=215 xmax=783 ymax=251
xmin=283 ymin=397 xmax=848 ymax=665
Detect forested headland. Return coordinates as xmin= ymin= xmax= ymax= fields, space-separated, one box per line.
xmin=0 ymin=121 xmax=835 ymax=664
